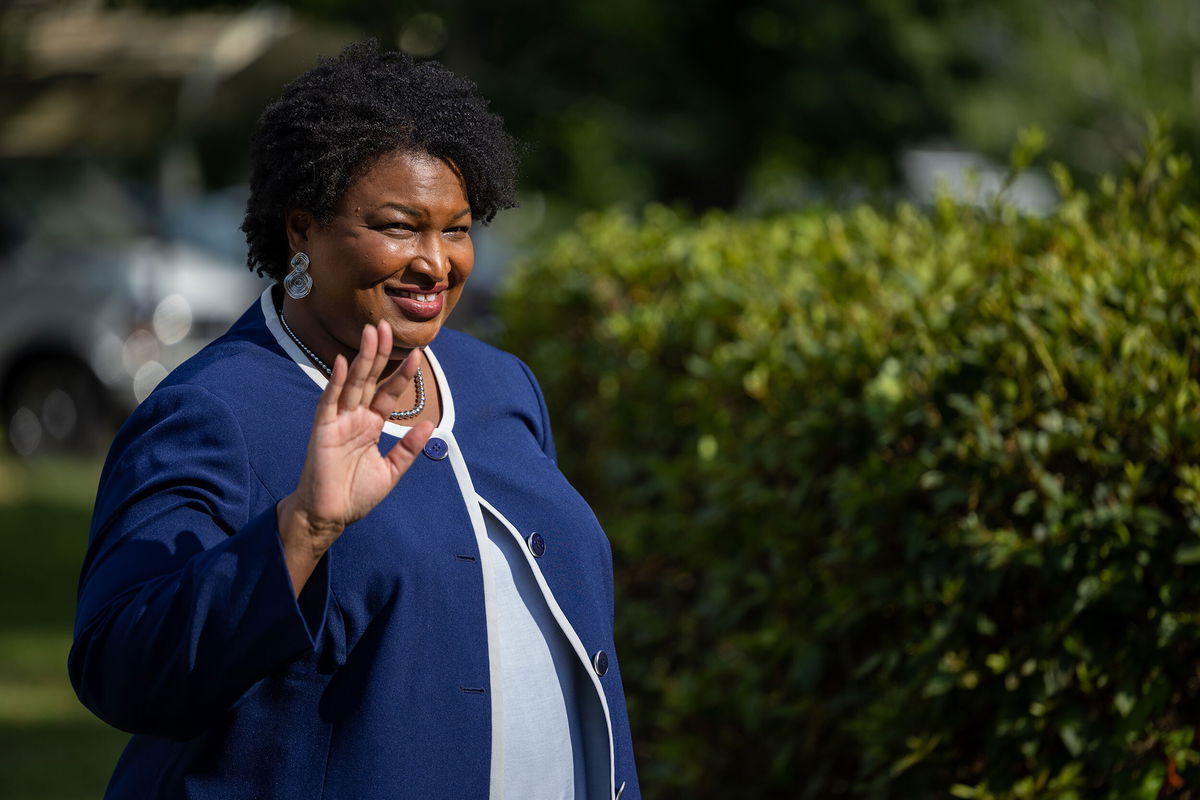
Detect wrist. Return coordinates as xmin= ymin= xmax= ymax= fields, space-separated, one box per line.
xmin=277 ymin=494 xmax=344 ymax=559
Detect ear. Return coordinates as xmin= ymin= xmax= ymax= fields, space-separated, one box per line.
xmin=285 ymin=210 xmax=315 ymax=254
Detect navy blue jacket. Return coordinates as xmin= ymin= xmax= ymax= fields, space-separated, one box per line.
xmin=70 ymin=292 xmax=640 ymax=799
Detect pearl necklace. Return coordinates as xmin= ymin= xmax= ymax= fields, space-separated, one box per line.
xmin=279 ymin=310 xmax=426 ymax=420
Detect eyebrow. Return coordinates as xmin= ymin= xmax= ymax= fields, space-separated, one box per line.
xmin=381 ymin=203 xmax=473 ymax=222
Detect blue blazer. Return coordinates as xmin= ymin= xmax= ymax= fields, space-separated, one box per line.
xmin=70 ymin=291 xmax=640 ymax=799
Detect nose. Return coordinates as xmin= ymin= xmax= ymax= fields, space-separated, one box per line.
xmin=408 ymin=233 xmax=450 ymax=283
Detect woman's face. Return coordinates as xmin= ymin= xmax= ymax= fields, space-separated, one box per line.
xmin=286 ymin=149 xmax=474 ymax=356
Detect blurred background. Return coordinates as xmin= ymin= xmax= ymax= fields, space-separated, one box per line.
xmin=1 ymin=0 xmax=1198 ymax=797
xmin=2 ymin=0 xmax=1197 ymax=456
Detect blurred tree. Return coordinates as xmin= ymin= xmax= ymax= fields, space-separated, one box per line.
xmin=96 ymin=0 xmax=1198 ymax=212
xmin=439 ymin=0 xmax=961 ymax=210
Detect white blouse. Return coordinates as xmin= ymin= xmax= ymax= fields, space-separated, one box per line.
xmin=482 ymin=505 xmax=588 ymax=799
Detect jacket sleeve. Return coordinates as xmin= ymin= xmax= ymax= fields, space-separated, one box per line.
xmin=516 ymin=357 xmax=558 ymax=464
xmin=69 ymin=382 xmax=330 ymax=740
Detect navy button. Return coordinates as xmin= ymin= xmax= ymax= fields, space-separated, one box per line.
xmin=423 ymin=437 xmax=448 ymax=460
xmin=592 ymin=650 xmax=609 ymax=676
xmin=527 ymin=532 xmax=546 ymax=558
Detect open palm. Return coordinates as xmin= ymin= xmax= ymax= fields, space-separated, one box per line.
xmin=292 ymin=321 xmax=434 ymax=552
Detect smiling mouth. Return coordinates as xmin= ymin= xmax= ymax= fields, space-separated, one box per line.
xmin=385 ymin=287 xmax=446 ymax=320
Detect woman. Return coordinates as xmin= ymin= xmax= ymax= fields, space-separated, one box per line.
xmin=70 ymin=41 xmax=638 ymax=800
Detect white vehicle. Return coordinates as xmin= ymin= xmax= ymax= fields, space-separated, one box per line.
xmin=0 ymin=171 xmax=265 ymax=456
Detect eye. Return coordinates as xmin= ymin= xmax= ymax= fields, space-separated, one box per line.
xmin=372 ymin=221 xmax=416 ymax=234
xmin=444 ymin=226 xmax=471 ymax=240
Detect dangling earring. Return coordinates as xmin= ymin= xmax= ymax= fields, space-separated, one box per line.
xmin=284 ymin=252 xmax=313 ymax=299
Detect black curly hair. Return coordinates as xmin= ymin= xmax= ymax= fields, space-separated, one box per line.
xmin=241 ymin=40 xmax=519 ymax=280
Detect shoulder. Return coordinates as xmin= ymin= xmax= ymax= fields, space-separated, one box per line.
xmin=431 ymin=327 xmax=555 ymax=456
xmin=431 ymin=327 xmax=545 ymax=404
xmin=155 ymin=300 xmax=291 ymax=402
xmin=429 ymin=327 xmax=520 ymax=370
xmin=118 ymin=299 xmax=295 ymax=447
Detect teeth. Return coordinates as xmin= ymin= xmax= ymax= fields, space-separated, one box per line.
xmin=398 ymin=291 xmax=438 ymax=302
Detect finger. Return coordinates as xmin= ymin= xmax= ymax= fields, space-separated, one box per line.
xmin=315 ymin=354 xmax=348 ymax=425
xmin=369 ymin=349 xmax=420 ymax=418
xmin=339 ymin=324 xmax=377 ymax=410
xmin=360 ymin=321 xmax=392 ymax=402
xmin=374 ymin=321 xmax=393 ymax=371
xmin=383 ymin=420 xmax=436 ymax=479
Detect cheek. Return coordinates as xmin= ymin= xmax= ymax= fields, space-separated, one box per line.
xmin=362 ymin=241 xmax=410 ymax=275
xmin=333 ymin=234 xmax=408 ymax=284
xmin=455 ymin=242 xmax=476 ymax=281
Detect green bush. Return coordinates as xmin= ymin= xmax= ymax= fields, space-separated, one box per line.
xmin=496 ymin=131 xmax=1200 ymax=798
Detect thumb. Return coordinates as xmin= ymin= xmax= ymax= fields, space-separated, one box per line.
xmin=384 ymin=420 xmax=436 ymax=477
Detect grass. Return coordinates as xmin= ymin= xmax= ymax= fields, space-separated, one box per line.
xmin=0 ymin=455 xmax=128 ymax=799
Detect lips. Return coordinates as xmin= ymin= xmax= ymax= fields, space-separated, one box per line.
xmin=386 ymin=286 xmax=445 ymax=320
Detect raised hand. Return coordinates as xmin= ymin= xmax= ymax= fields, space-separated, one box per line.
xmin=276 ymin=321 xmax=434 ymax=595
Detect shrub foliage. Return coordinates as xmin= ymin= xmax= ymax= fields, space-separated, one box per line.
xmin=497 ymin=134 xmax=1200 ymax=799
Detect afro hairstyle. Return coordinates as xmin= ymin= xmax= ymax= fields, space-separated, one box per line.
xmin=241 ymin=40 xmax=519 ymax=280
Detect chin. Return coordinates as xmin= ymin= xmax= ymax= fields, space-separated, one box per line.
xmin=390 ymin=321 xmax=445 ymax=352
xmin=384 ymin=299 xmax=458 ymax=350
